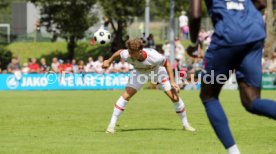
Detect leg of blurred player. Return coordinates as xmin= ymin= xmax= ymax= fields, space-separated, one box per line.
xmin=200 ymin=82 xmax=240 ymax=154
xmin=199 ymin=40 xmax=276 ymax=154
xmin=235 ymin=40 xmax=276 ymax=119
xmin=106 ymin=87 xmax=137 ymax=134
xmin=238 ymin=81 xmax=276 ymax=119
xmin=188 ymin=0 xmax=273 ymax=153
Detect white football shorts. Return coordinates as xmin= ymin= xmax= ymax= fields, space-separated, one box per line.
xmin=126 ymin=67 xmax=172 ymax=91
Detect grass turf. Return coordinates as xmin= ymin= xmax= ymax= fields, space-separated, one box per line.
xmin=0 ymin=90 xmax=276 ymax=154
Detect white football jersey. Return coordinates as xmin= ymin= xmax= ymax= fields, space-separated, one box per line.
xmin=120 ymin=48 xmax=167 ymax=73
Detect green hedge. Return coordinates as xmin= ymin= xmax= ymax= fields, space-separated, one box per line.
xmin=0 ymin=46 xmax=12 ymax=70
xmin=7 ymin=41 xmax=112 ymax=65
xmin=6 ymin=40 xmax=192 ymax=65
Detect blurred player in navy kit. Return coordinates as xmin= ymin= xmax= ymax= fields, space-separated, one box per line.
xmin=187 ymin=0 xmax=276 ymax=153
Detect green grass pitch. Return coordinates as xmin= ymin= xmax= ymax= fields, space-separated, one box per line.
xmin=0 ymin=90 xmax=276 ymax=154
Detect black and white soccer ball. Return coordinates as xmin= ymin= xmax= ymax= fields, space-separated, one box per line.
xmin=93 ymin=29 xmax=111 ymax=44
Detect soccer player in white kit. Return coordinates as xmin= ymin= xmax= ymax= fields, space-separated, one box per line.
xmin=103 ymin=38 xmax=195 ymax=133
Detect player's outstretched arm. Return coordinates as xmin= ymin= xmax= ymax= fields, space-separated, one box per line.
xmin=186 ymin=0 xmax=202 ymax=58
xmin=102 ymin=50 xmax=122 ymax=69
xmin=252 ymin=0 xmax=267 ymax=11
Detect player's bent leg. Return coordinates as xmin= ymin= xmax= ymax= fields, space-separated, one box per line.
xmin=122 ymin=87 xmax=137 ymax=101
xmin=165 ymin=88 xmax=179 ymax=102
xmin=236 ymin=40 xmax=276 ymax=119
xmin=237 ymin=80 xmax=260 ymax=110
xmin=164 ymin=89 xmax=196 ymax=132
xmin=200 ymin=82 xmax=239 ymax=152
xmin=106 ymin=87 xmax=137 ymax=134
xmin=238 ymin=80 xmax=276 ymax=119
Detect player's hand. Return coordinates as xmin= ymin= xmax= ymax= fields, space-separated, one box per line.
xmin=171 ymin=82 xmax=180 ymax=93
xmin=186 ymin=42 xmax=201 ymax=58
xmin=102 ymin=60 xmax=111 ymax=69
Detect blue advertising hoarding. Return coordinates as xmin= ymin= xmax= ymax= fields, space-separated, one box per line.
xmin=262 ymin=73 xmax=276 ymax=90
xmin=0 ymin=73 xmax=129 ymax=91
xmin=0 ymin=73 xmax=275 ymax=91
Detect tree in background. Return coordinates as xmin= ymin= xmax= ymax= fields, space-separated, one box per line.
xmin=0 ymin=0 xmax=9 ymax=9
xmin=151 ymin=0 xmax=207 ymax=19
xmin=0 ymin=0 xmax=28 ymax=24
xmin=0 ymin=0 xmax=11 ymax=39
xmin=30 ymin=0 xmax=98 ymax=60
xmin=99 ymin=0 xmax=207 ymax=52
xmin=265 ymin=0 xmax=276 ymax=57
xmin=98 ymin=0 xmax=145 ymax=52
xmin=0 ymin=0 xmax=13 ymax=71
xmin=0 ymin=47 xmax=13 ymax=71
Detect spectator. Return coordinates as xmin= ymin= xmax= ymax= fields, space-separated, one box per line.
xmin=35 ymin=19 xmax=41 ymax=33
xmin=193 ymin=57 xmax=203 ymax=73
xmin=156 ymin=45 xmax=164 ymax=55
xmin=262 ymin=54 xmax=271 ymax=73
xmin=106 ymin=61 xmax=118 ymax=73
xmin=51 ymin=57 xmax=59 ymax=73
xmin=198 ymin=28 xmax=209 ymax=50
xmin=183 ymin=74 xmax=198 ymax=91
xmin=172 ymin=58 xmax=181 ymax=75
xmin=269 ymin=52 xmax=276 ymax=73
xmin=204 ymin=30 xmax=213 ymax=50
xmin=40 ymin=58 xmax=50 ymax=73
xmin=21 ymin=63 xmax=30 ymax=74
xmin=141 ymin=32 xmax=147 ymax=46
xmin=162 ymin=40 xmax=170 ymax=59
xmin=179 ymin=11 xmax=189 ymax=40
xmin=15 ymin=57 xmax=21 ymax=68
xmin=7 ymin=58 xmax=20 ymax=73
xmin=117 ymin=58 xmax=130 ymax=73
xmin=175 ymin=39 xmax=185 ymax=62
xmin=28 ymin=58 xmax=40 ymax=73
xmin=27 ymin=58 xmax=32 ymax=66
xmin=78 ymin=60 xmax=85 ymax=73
xmin=103 ymin=16 xmax=110 ymax=31
xmin=85 ymin=57 xmax=95 ymax=73
xmin=58 ymin=59 xmax=64 ymax=73
xmin=72 ymin=59 xmax=78 ymax=73
xmin=63 ymin=59 xmax=73 ymax=73
xmin=94 ymin=56 xmax=104 ymax=74
xmin=146 ymin=33 xmax=156 ymax=49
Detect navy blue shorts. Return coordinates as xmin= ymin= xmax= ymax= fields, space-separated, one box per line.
xmin=202 ymin=40 xmax=264 ymax=88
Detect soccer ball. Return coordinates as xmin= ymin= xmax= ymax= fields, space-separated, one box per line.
xmin=93 ymin=29 xmax=111 ymax=44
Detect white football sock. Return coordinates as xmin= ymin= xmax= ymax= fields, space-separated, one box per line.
xmin=173 ymin=98 xmax=189 ymax=127
xmin=227 ymin=144 xmax=240 ymax=154
xmin=109 ymin=96 xmax=128 ymax=128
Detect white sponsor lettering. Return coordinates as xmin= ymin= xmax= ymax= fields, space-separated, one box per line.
xmin=21 ymin=77 xmax=48 ymax=87
xmin=226 ymin=1 xmax=244 ymax=10
xmin=5 ymin=74 xmax=129 ymax=89
xmin=75 ymin=75 xmax=97 ymax=86
xmin=112 ymin=77 xmax=120 ymax=86
xmin=105 ymin=76 xmax=112 ymax=86
xmin=76 ymin=77 xmax=84 ymax=86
